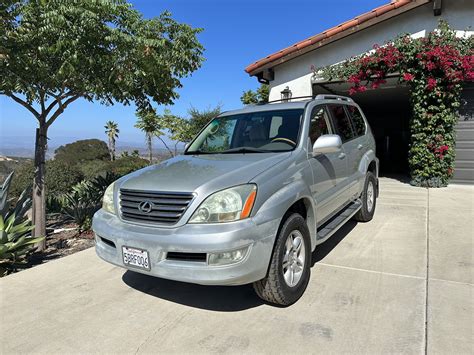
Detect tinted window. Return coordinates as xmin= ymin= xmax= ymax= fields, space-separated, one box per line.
xmin=346 ymin=105 xmax=366 ymax=136
xmin=309 ymin=106 xmax=331 ymax=145
xmin=328 ymin=104 xmax=355 ymax=142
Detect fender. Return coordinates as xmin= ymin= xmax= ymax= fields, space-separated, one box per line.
xmin=357 ymin=149 xmax=379 ymax=192
xmin=252 ymin=179 xmax=318 ymax=251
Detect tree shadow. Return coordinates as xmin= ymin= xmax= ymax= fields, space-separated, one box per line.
xmin=311 ymin=220 xmax=357 ymax=266
xmin=122 ymin=271 xmax=263 ymax=312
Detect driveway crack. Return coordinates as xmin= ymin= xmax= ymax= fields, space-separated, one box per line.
xmin=424 ymin=188 xmax=430 ymax=355
xmin=134 ymin=310 xmax=192 ymax=354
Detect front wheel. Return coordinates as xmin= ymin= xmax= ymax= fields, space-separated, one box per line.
xmin=253 ymin=213 xmax=311 ymax=306
xmin=353 ymin=171 xmax=377 ymax=222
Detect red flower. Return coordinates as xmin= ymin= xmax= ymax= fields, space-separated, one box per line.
xmin=348 ymin=74 xmax=361 ymax=85
xmin=426 ymin=61 xmax=436 ymax=71
xmin=426 ymin=77 xmax=437 ymax=91
xmin=403 ymin=73 xmax=414 ymax=82
xmin=447 ymin=167 xmax=453 ymax=176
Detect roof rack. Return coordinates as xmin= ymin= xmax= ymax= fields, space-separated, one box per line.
xmin=314 ymin=94 xmax=353 ymax=103
xmin=263 ymin=95 xmax=314 ymax=104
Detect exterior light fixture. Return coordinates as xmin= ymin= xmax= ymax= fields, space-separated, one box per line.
xmin=281 ymin=86 xmax=292 ymax=102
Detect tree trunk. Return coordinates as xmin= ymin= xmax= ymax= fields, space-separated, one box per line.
xmin=157 ymin=136 xmax=174 ymax=158
xmin=32 ymin=124 xmax=47 ymax=251
xmin=147 ymin=134 xmax=153 ymax=163
xmin=108 ymin=136 xmax=114 ymax=161
xmin=111 ymin=137 xmax=116 ymax=161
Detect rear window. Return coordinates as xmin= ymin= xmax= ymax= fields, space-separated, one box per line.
xmin=327 ymin=104 xmax=355 ymax=142
xmin=346 ymin=105 xmax=366 ymax=137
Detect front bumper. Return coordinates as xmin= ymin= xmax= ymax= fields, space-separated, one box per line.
xmin=92 ymin=209 xmax=278 ymax=285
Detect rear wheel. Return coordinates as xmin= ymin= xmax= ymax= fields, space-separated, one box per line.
xmin=353 ymin=171 xmax=377 ymax=222
xmin=253 ymin=213 xmax=311 ymax=306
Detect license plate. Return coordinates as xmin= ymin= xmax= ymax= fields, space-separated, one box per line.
xmin=122 ymin=246 xmax=150 ymax=270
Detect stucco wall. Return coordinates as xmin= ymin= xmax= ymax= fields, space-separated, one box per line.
xmin=268 ymin=0 xmax=474 ymax=101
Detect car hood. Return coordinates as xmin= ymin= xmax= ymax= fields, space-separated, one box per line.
xmin=120 ymin=152 xmax=292 ymax=193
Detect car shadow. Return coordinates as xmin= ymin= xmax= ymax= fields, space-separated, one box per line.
xmin=122 ymin=219 xmax=358 ymax=311
xmin=122 ymin=271 xmax=263 ymax=312
xmin=311 ymin=220 xmax=357 ymax=266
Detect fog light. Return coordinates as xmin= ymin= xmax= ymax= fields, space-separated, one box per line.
xmin=208 ymin=246 xmax=250 ymax=266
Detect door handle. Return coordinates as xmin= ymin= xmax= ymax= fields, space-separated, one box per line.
xmin=338 ymin=152 xmax=346 ymax=159
xmin=357 ymin=144 xmax=363 ymax=150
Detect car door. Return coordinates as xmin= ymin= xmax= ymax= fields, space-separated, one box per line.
xmin=307 ymin=105 xmax=348 ymax=223
xmin=345 ymin=104 xmax=369 ymax=197
xmin=326 ymin=104 xmax=357 ymax=203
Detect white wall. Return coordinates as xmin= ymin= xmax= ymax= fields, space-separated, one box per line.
xmin=268 ymin=0 xmax=474 ymax=101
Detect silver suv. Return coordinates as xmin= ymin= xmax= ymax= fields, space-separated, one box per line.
xmin=92 ymin=94 xmax=379 ymax=306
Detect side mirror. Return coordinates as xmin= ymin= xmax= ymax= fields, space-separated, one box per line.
xmin=312 ymin=134 xmax=342 ymax=156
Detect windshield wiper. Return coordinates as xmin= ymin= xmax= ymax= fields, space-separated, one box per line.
xmin=220 ymin=147 xmax=269 ymax=154
xmin=184 ymin=149 xmax=213 ymax=155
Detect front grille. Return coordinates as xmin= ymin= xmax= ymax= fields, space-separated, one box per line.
xmin=120 ymin=188 xmax=194 ymax=225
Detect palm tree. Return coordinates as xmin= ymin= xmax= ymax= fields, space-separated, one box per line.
xmin=104 ymin=121 xmax=119 ymax=161
xmin=135 ymin=110 xmax=161 ymax=163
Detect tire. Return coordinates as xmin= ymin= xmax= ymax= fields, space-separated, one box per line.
xmin=353 ymin=171 xmax=377 ymax=222
xmin=253 ymin=213 xmax=311 ymax=306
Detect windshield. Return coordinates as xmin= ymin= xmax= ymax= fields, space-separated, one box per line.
xmin=186 ymin=109 xmax=304 ymax=154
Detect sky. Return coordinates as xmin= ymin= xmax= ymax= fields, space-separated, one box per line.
xmin=0 ymin=0 xmax=388 ymax=150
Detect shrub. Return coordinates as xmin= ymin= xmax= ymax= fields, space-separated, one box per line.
xmin=110 ymin=156 xmax=149 ymax=177
xmin=0 ymin=173 xmax=44 ymax=276
xmin=46 ymin=160 xmax=84 ymax=196
xmin=8 ymin=162 xmax=34 ymax=201
xmin=54 ymin=139 xmax=110 ymax=165
xmin=79 ymin=159 xmax=111 ymax=180
xmin=320 ymin=21 xmax=473 ymax=187
xmin=9 ymin=160 xmax=83 ymax=202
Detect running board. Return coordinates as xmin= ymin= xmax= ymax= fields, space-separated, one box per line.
xmin=316 ymin=200 xmax=362 ymax=244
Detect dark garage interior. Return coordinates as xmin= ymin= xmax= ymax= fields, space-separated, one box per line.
xmin=313 ymin=81 xmax=411 ymax=177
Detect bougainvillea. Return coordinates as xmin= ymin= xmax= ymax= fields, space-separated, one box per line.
xmin=319 ymin=21 xmax=474 ymax=187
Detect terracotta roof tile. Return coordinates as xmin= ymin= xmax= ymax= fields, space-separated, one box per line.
xmin=245 ymin=0 xmax=427 ymax=75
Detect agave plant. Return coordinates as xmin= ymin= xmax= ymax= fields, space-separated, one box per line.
xmin=62 ymin=181 xmax=100 ymax=232
xmin=0 ymin=173 xmax=44 ymax=276
xmin=61 ymin=172 xmax=119 ymax=232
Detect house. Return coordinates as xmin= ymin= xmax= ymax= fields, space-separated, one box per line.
xmin=245 ymin=0 xmax=474 ymax=184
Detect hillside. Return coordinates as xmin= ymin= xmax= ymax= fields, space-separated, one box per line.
xmin=0 ymin=156 xmax=33 ymax=183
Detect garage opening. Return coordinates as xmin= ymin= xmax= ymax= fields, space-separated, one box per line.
xmin=313 ymin=80 xmax=411 ymax=177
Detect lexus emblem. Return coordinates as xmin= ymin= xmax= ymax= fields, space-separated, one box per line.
xmin=138 ymin=200 xmax=153 ymax=214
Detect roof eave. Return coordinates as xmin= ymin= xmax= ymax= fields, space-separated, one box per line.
xmin=245 ymin=0 xmax=431 ymax=77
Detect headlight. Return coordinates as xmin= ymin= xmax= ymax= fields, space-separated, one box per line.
xmin=189 ymin=184 xmax=257 ymax=224
xmin=102 ymin=182 xmax=116 ymax=214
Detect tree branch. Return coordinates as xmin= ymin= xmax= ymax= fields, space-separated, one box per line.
xmin=46 ymin=95 xmax=81 ymax=128
xmin=7 ymin=94 xmax=40 ymax=119
xmin=43 ymin=90 xmax=71 ymax=117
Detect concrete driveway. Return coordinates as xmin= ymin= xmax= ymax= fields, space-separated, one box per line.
xmin=1 ymin=178 xmax=473 ymax=354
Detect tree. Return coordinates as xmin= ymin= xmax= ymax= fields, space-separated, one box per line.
xmin=241 ymin=84 xmax=269 ymax=105
xmin=54 ymin=139 xmax=110 ymax=165
xmin=187 ymin=105 xmax=222 ymax=138
xmin=0 ymin=1 xmax=204 ymax=248
xmin=157 ymin=105 xmax=221 ymax=154
xmin=104 ymin=121 xmax=119 ymax=161
xmin=135 ymin=109 xmax=159 ymax=163
xmin=158 ymin=109 xmax=191 ymax=155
